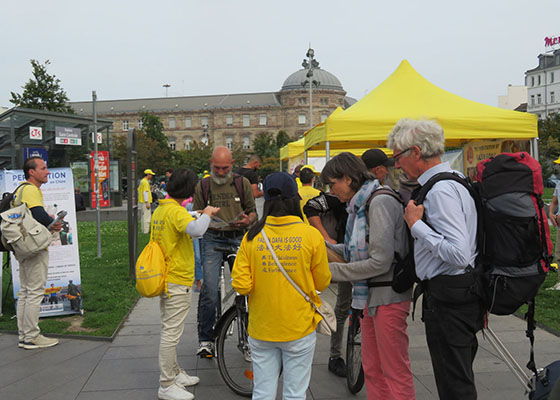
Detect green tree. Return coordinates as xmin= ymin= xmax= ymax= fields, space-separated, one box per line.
xmin=113 ymin=132 xmax=171 ymax=176
xmin=252 ymin=132 xmax=277 ymax=158
xmin=10 ymin=59 xmax=74 ymax=113
xmin=172 ymin=140 xmax=213 ymax=174
xmin=276 ymin=130 xmax=291 ymax=149
xmin=538 ymin=113 xmax=560 ymax=180
xmin=140 ymin=111 xmax=168 ymax=148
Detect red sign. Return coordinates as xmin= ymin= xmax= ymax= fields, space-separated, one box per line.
xmin=90 ymin=151 xmax=111 ymax=208
xmin=545 ymin=35 xmax=560 ymax=47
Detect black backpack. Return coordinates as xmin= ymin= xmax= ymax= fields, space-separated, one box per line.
xmin=366 ymin=187 xmax=418 ymax=293
xmin=0 ymin=182 xmax=32 ymax=252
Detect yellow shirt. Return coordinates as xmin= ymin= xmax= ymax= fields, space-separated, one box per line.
xmin=232 ymin=215 xmax=331 ymax=342
xmin=15 ymin=183 xmax=45 ymax=208
xmin=298 ymin=186 xmax=321 ymax=224
xmin=138 ymin=177 xmax=152 ymax=203
xmin=150 ymin=199 xmax=195 ymax=286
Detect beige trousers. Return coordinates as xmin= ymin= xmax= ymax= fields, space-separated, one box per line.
xmin=159 ymin=282 xmax=192 ymax=386
xmin=16 ymin=250 xmax=49 ymax=342
xmin=140 ymin=203 xmax=151 ymax=234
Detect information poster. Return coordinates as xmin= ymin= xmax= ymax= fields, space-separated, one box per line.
xmin=463 ymin=140 xmax=504 ymax=181
xmin=2 ymin=168 xmax=83 ymax=317
xmin=90 ymin=150 xmax=110 ymax=208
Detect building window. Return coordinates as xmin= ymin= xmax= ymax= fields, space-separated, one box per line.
xmin=185 ymin=117 xmax=192 ymax=128
xmin=298 ymin=113 xmax=306 ymax=125
xmin=226 ymin=136 xmax=233 ymax=149
xmin=259 ymin=114 xmax=267 ymax=126
xmin=537 ymin=94 xmax=542 ymax=104
xmin=531 ymin=76 xmax=535 ymax=87
xmin=243 ymin=136 xmax=250 ymax=150
xmin=226 ymin=115 xmax=233 ymax=126
xmin=321 ymin=113 xmax=328 ymax=122
xmin=169 ymin=140 xmax=176 ymax=150
xmin=201 ymin=116 xmax=208 ymax=127
xmin=138 ymin=119 xmax=143 ymax=130
xmin=184 ymin=136 xmax=193 ymax=150
xmin=531 ymin=95 xmax=535 ymax=106
xmin=122 ymin=120 xmax=129 ymax=131
xmin=552 ymin=92 xmax=556 ymax=103
xmin=169 ymin=117 xmax=176 ymax=129
xmin=538 ymin=75 xmax=541 ymax=86
xmin=298 ymin=98 xmax=307 ymax=105
xmin=551 ymin=72 xmax=555 ymax=84
xmin=243 ymin=114 xmax=250 ymax=127
xmin=320 ymin=98 xmax=328 ymax=105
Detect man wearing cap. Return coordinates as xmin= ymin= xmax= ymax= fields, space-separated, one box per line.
xmin=361 ymin=148 xmax=394 ymax=185
xmin=298 ymin=165 xmax=321 ymax=224
xmin=138 ymin=169 xmax=154 ymax=234
xmin=193 ymin=146 xmax=257 ymax=357
xmin=235 ymin=154 xmax=264 ymax=199
xmin=549 ymin=156 xmax=560 ymax=290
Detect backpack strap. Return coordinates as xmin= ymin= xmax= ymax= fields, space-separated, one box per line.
xmin=201 ymin=174 xmax=245 ymax=210
xmin=12 ymin=182 xmax=32 ymax=207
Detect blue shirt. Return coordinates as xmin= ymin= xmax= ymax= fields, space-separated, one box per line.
xmin=411 ymin=162 xmax=478 ymax=280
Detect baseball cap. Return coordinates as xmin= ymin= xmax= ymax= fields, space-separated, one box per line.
xmin=361 ymin=149 xmax=395 ymax=169
xmin=554 ymin=156 xmax=560 ymax=164
xmin=300 ymin=164 xmax=320 ymax=175
xmin=263 ymin=172 xmax=299 ymax=201
xmin=144 ymin=168 xmax=155 ymax=175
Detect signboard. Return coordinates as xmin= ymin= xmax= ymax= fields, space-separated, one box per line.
xmin=90 ymin=150 xmax=110 ymax=208
xmin=55 ymin=126 xmax=82 ymax=146
xmin=1 ymin=168 xmax=83 ymax=317
xmin=463 ymin=139 xmax=531 ymax=181
xmin=545 ymin=34 xmax=560 ymax=50
xmin=29 ymin=126 xmax=42 ymax=140
xmin=92 ymin=131 xmax=102 ymax=144
xmin=22 ymin=147 xmax=48 ymax=162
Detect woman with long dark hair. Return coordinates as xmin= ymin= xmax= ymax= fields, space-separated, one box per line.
xmin=232 ymin=172 xmax=331 ymax=400
xmin=321 ymin=153 xmax=415 ymax=399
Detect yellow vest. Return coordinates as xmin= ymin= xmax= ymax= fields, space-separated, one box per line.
xmin=138 ymin=177 xmax=152 ymax=203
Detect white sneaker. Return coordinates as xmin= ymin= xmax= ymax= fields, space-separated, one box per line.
xmin=175 ymin=370 xmax=200 ymax=387
xmin=158 ymin=383 xmax=194 ymax=400
xmin=547 ymin=282 xmax=560 ymax=291
xmin=23 ymin=334 xmax=59 ymax=350
xmin=196 ymin=341 xmax=214 ymax=357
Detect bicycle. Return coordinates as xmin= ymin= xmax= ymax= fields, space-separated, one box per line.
xmin=213 ymin=246 xmax=254 ymax=397
xmin=346 ymin=307 xmax=365 ymax=394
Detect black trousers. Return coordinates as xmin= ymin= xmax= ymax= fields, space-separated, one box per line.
xmin=422 ymin=279 xmax=485 ymax=400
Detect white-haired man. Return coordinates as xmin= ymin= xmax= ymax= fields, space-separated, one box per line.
xmin=387 ymin=118 xmax=484 ymax=400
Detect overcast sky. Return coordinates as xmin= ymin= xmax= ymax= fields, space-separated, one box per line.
xmin=2 ymin=0 xmax=559 ymax=109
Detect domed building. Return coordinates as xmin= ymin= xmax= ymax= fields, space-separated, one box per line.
xmin=70 ymin=54 xmax=356 ymax=151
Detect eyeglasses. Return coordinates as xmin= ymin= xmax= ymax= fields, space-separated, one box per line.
xmin=392 ymin=147 xmax=412 ymax=161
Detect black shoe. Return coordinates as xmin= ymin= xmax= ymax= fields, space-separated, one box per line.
xmin=328 ymin=357 xmax=347 ymax=377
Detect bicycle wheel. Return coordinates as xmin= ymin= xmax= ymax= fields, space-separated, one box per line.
xmin=346 ymin=308 xmax=365 ymax=394
xmin=216 ymin=305 xmax=253 ymax=397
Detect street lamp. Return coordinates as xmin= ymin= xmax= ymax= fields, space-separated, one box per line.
xmin=163 ymin=84 xmax=170 ymax=97
xmin=301 ymin=47 xmax=321 ymax=130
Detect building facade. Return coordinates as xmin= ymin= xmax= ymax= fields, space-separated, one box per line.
xmin=525 ymin=49 xmax=560 ymax=119
xmin=70 ymin=64 xmax=355 ymax=151
xmin=498 ymin=84 xmax=527 ymax=110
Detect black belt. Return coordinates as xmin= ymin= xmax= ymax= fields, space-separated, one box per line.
xmin=208 ymin=229 xmax=245 ymax=239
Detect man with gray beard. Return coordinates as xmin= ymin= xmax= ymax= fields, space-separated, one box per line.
xmin=193 ymin=146 xmax=256 ymax=357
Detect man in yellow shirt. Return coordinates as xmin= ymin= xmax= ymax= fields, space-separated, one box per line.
xmin=298 ymin=165 xmax=321 ymax=224
xmin=138 ymin=168 xmax=154 ymax=234
xmin=16 ymin=157 xmax=62 ymax=350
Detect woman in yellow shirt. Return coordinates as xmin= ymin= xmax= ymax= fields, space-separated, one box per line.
xmin=232 ymin=172 xmax=331 ymax=400
xmin=153 ymin=168 xmax=219 ymax=400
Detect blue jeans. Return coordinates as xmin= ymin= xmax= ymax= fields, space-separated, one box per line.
xmin=193 ymin=238 xmax=202 ymax=281
xmin=197 ymin=231 xmax=242 ymax=341
xmin=249 ymin=331 xmax=317 ymax=400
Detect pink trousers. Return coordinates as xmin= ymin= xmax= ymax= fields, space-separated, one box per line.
xmin=361 ymin=300 xmax=415 ymax=399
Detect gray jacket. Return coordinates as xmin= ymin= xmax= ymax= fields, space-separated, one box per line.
xmin=329 ymin=187 xmax=412 ymax=314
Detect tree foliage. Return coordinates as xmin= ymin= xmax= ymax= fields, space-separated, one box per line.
xmin=113 ymin=132 xmax=171 ymax=176
xmin=10 ymin=59 xmax=74 ymax=113
xmin=140 ymin=111 xmax=167 ymax=148
xmin=172 ymin=140 xmax=214 ymax=174
xmin=538 ymin=113 xmax=560 ymax=179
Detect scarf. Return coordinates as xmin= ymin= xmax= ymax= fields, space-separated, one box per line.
xmin=344 ymin=179 xmax=380 ymax=309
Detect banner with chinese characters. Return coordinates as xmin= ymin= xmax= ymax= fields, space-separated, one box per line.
xmin=1 ymin=168 xmax=83 ymax=317
xmin=463 ymin=139 xmax=531 ymax=181
xmin=90 ymin=150 xmax=110 ymax=208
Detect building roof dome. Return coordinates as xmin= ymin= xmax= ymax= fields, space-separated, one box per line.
xmin=281 ymin=68 xmax=344 ymax=92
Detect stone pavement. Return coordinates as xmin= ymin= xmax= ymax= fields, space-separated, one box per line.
xmin=2 ymin=279 xmax=560 ymax=400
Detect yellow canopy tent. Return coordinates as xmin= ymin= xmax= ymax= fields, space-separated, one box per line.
xmin=305 ymin=60 xmax=537 ymax=153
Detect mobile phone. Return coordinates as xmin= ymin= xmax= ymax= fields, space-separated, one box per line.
xmin=48 ymin=210 xmax=67 ymax=229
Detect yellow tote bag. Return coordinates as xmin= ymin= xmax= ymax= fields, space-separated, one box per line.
xmin=135 ymin=240 xmax=167 ymax=297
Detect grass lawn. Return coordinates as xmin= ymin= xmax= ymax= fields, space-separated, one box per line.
xmin=0 ymin=221 xmax=149 ymax=337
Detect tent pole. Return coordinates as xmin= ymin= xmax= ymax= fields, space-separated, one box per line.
xmin=326 ymin=141 xmax=331 ymax=162
xmin=305 ymin=150 xmax=308 ymax=164
xmin=532 ymin=137 xmax=539 ymax=161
